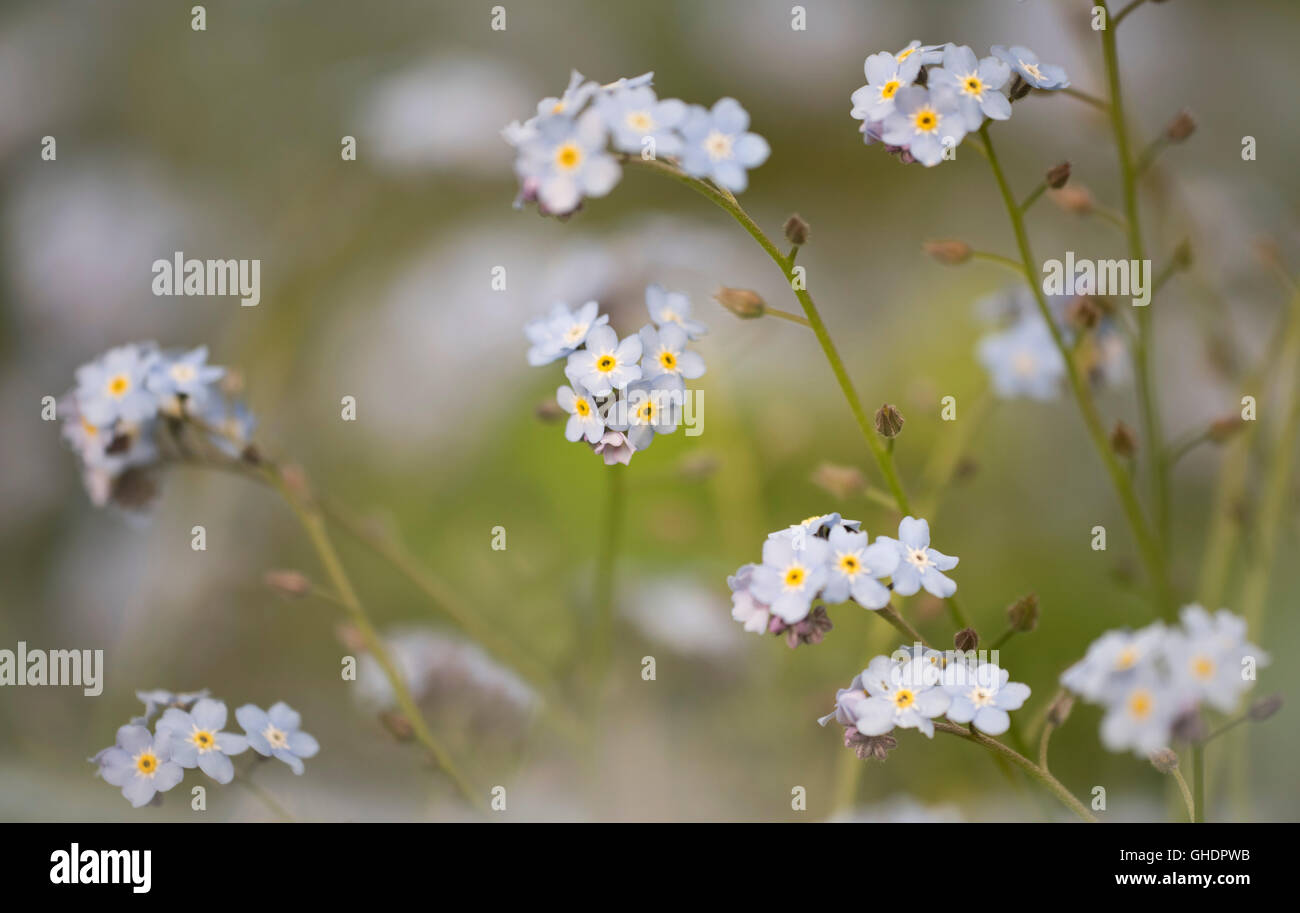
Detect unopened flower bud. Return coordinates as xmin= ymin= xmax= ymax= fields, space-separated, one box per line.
xmin=379 ymin=710 xmax=414 ymax=742
xmin=1007 ymin=593 xmax=1039 ymax=632
xmin=1165 ymin=109 xmax=1196 ymax=143
xmin=922 ymin=239 xmax=972 ymax=266
xmin=875 ymin=403 xmax=904 ymax=438
xmin=1046 ymin=161 xmax=1071 ymax=189
xmin=1171 ymin=238 xmax=1193 ymax=270
xmin=714 ymin=286 xmax=765 ymax=319
xmin=1047 ymin=692 xmax=1075 ymax=726
xmin=279 ymin=463 xmax=312 ymax=503
xmin=335 ymin=622 xmax=367 ymax=654
xmin=1008 ymin=74 xmax=1032 ymax=100
xmin=1149 ymin=748 xmax=1180 ymax=773
xmin=811 ymin=462 xmax=866 ymax=500
xmin=1066 ymin=296 xmax=1101 ymax=331
xmin=1248 ymin=693 xmax=1282 ymax=721
xmin=1207 ymin=414 xmax=1245 ymax=443
xmin=264 ymin=569 xmax=313 ymax=599
xmin=535 ymin=398 xmax=566 ymax=422
xmin=954 ymin=627 xmax=979 ymax=652
xmin=1051 ymin=185 xmax=1095 ymax=215
xmin=784 ymin=214 xmax=810 ymax=246
xmin=1111 ymin=421 xmax=1138 ymax=458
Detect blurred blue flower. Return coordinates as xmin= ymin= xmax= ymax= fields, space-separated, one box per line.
xmin=977 ymin=314 xmax=1066 ymax=401
xmin=595 ymin=85 xmax=687 ymax=156
xmin=145 ymin=345 xmax=224 ymax=406
xmin=679 ymin=99 xmax=770 ymax=192
xmin=929 ymin=44 xmax=1011 ymax=131
xmin=565 ymin=325 xmax=642 ymax=396
xmin=821 ymin=525 xmax=899 ymax=609
xmin=1164 ymin=605 xmax=1267 ymax=714
xmin=850 ymin=51 xmax=922 ymax=124
xmin=880 ymin=516 xmax=958 ymax=598
xmin=236 ymin=702 xmax=319 ymax=775
xmin=93 ymin=724 xmax=184 ymax=807
xmin=158 ymin=698 xmax=249 ymax=785
xmin=645 ymin=284 xmax=707 ymax=339
xmin=132 ymin=688 xmax=209 ymax=726
xmin=1099 ymin=675 xmax=1177 ymax=756
xmin=524 ymin=300 xmax=609 ymax=366
xmin=515 ymin=109 xmax=621 ymax=215
xmin=73 ymin=342 xmax=161 ymax=426
xmin=728 ymin=563 xmax=772 ymax=635
xmin=992 ymin=45 xmax=1070 ymax=90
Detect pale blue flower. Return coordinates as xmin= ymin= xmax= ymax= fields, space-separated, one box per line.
xmin=821 ymin=525 xmax=899 ymax=609
xmin=880 ymin=516 xmax=958 ymax=598
xmin=145 ymin=345 xmax=224 ymax=405
xmin=929 ymin=44 xmax=1011 ymax=131
xmin=93 ymin=724 xmax=184 ymax=807
xmin=197 ymin=394 xmax=257 ymax=458
xmin=515 ymin=109 xmax=621 ymax=215
xmin=157 ymin=698 xmax=249 ymax=785
xmin=595 ymin=85 xmax=687 ymax=156
xmin=830 ymin=655 xmax=951 ymax=738
xmin=977 ymin=314 xmax=1066 ymax=401
xmin=1060 ymin=623 xmax=1167 ymax=703
xmin=535 ymin=70 xmax=599 ymax=120
xmin=645 ymin=283 xmax=707 ymax=339
xmin=750 ymin=534 xmax=831 ymax=624
xmin=608 ymin=372 xmax=685 ymax=450
xmin=679 ymin=99 xmax=770 ymax=192
xmin=1099 ymin=674 xmax=1177 ymax=756
xmin=992 ymin=45 xmax=1070 ymax=90
xmin=524 ymin=300 xmax=609 ymax=366
xmin=565 ymin=325 xmax=642 ymax=396
xmin=893 ymin=40 xmax=945 ymax=67
xmin=236 ymin=702 xmax=319 ymax=775
xmin=728 ymin=563 xmax=772 ymax=635
xmin=850 ymin=51 xmax=922 ymax=123
xmin=942 ymin=662 xmax=1030 ymax=735
xmin=73 ymin=342 xmax=162 ymax=427
xmin=131 ymin=688 xmax=209 ymax=726
xmin=880 ymin=85 xmax=967 ymax=167
xmin=556 ymin=382 xmax=605 ymax=443
xmin=638 ymin=322 xmax=705 ymax=380
xmin=1163 ymin=605 xmax=1267 ymax=714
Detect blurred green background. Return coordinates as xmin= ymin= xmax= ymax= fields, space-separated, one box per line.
xmin=1 ymin=0 xmax=1297 ymax=821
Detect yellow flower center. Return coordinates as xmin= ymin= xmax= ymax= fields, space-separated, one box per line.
xmin=81 ymin=417 xmax=99 ymax=437
xmin=191 ymin=728 xmax=216 ymax=752
xmin=1192 ymin=655 xmax=1215 ymax=680
xmin=574 ymin=398 xmax=591 ymax=417
xmin=912 ymin=107 xmax=940 ymax=133
xmin=892 ymin=689 xmax=916 ymax=710
xmin=555 ymin=142 xmax=583 ymax=172
xmin=657 ymin=350 xmax=677 ymax=371
xmin=880 ymin=79 xmax=900 ymax=100
xmin=636 ymin=401 xmax=655 ymax=423
xmin=171 ymin=363 xmax=197 ymax=384
xmin=1128 ymin=689 xmax=1153 ymax=719
xmin=108 ymin=374 xmax=130 ymax=397
xmin=837 ymin=553 xmax=861 ymax=576
xmin=782 ymin=565 xmax=806 ymax=589
xmin=896 ymin=46 xmax=916 ymax=61
xmin=596 ymin=354 xmax=617 ymax=373
xmin=963 ymin=75 xmax=984 ymax=97
xmin=134 ymin=751 xmax=158 ymax=776
xmin=1012 ymin=351 xmax=1037 ymax=377
xmin=1115 ymin=646 xmax=1139 ymax=670
xmin=625 ymin=111 xmax=653 ymax=132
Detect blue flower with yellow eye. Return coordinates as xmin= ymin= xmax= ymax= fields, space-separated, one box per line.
xmin=880 ymin=85 xmax=967 ymax=166
xmin=679 ymin=98 xmax=770 ymax=193
xmin=638 ymin=322 xmax=705 ymax=380
xmin=595 ymin=85 xmax=687 ymax=156
xmin=991 ymin=45 xmax=1070 ymax=90
xmin=73 ymin=343 xmax=162 ymax=427
xmin=750 ymin=534 xmax=831 ymax=624
xmin=157 ymin=698 xmax=249 ymax=785
xmin=525 ymin=300 xmax=609 ymax=366
xmin=607 ymin=372 xmax=684 ymax=451
xmin=645 ymin=284 xmax=707 ymax=340
xmin=851 ymin=51 xmax=922 ymax=124
xmin=878 ymin=516 xmax=959 ymax=598
xmin=821 ymin=525 xmax=899 ymax=609
xmin=515 ymin=109 xmax=622 ymax=216
xmin=236 ymin=702 xmax=319 ymax=775
xmin=93 ymin=724 xmax=184 ymax=807
xmin=566 ymin=325 xmax=643 ymax=396
xmin=929 ymin=44 xmax=1011 ymax=131
xmin=556 ymin=382 xmax=605 ymax=443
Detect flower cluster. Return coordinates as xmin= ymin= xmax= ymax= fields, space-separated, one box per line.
xmin=728 ymin=514 xmax=958 ymax=647
xmin=92 ymin=689 xmax=318 ymax=807
xmin=975 ymin=286 xmax=1128 ymax=400
xmin=850 ymin=41 xmax=1069 ymax=166
xmin=1060 ymin=605 xmax=1268 ymax=757
xmin=819 ymin=648 xmax=1031 ymax=755
xmin=504 ymin=70 xmax=770 ymax=216
xmin=58 ymin=342 xmax=255 ymax=510
xmin=525 ymin=285 xmax=706 ymax=466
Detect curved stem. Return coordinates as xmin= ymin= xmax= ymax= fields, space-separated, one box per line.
xmin=236 ymin=775 xmax=296 ymax=822
xmin=1192 ymin=743 xmax=1206 ymax=823
xmin=979 ymin=125 xmax=1173 ymax=619
xmin=1169 ymin=765 xmax=1195 ymax=822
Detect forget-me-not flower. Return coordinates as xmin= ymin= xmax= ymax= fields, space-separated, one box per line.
xmin=515 ymin=109 xmax=621 ymax=215
xmin=833 ymin=655 xmax=951 ymax=738
xmin=565 ymin=324 xmax=643 ymax=396
xmin=850 ymin=51 xmax=923 ymax=124
xmin=977 ymin=315 xmax=1066 ymax=401
xmin=893 ymin=40 xmax=945 ymax=66
xmin=557 ymin=383 xmax=605 ymax=443
xmin=991 ymin=45 xmax=1070 ymax=90
xmin=595 ymin=85 xmax=687 ymax=156
xmin=1060 ymin=623 xmax=1167 ymax=703
xmin=821 ymin=525 xmax=899 ymax=609
xmin=158 ymin=698 xmax=249 ymax=784
xmin=880 ymin=516 xmax=959 ymax=598
xmin=1099 ymin=675 xmax=1177 ymax=756
xmin=236 ymin=702 xmax=319 ymax=775
xmin=645 ymin=283 xmax=707 ymax=339
xmin=880 ymin=85 xmax=967 ymax=167
xmin=145 ymin=345 xmax=225 ymax=407
xmin=535 ymin=70 xmax=599 ymax=120
xmin=942 ymin=662 xmax=1030 ymax=736
xmin=132 ymin=688 xmax=209 ymax=726
xmin=93 ymin=724 xmax=184 ymax=807
xmin=638 ymin=322 xmax=705 ymax=380
xmin=750 ymin=534 xmax=831 ymax=624
xmin=728 ymin=563 xmax=772 ymax=635
xmin=609 ymin=372 xmax=685 ymax=450
xmin=73 ymin=343 xmax=162 ymax=427
xmin=679 ymin=98 xmax=770 ymax=193
xmin=1163 ymin=605 xmax=1267 ymax=714
xmin=929 ymin=44 xmax=1011 ymax=131
xmin=525 ymin=300 xmax=609 ymax=366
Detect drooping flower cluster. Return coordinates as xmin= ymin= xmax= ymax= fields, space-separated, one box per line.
xmin=974 ymin=286 xmax=1128 ymax=400
xmin=1060 ymin=606 xmax=1268 ymax=757
xmin=504 ymin=70 xmax=770 ymax=216
xmin=728 ymin=514 xmax=958 ymax=647
xmin=820 ymin=647 xmax=1031 ymax=757
xmin=850 ymin=41 xmax=1069 ymax=166
xmin=92 ymin=689 xmax=318 ymax=807
xmin=525 ymin=285 xmax=706 ymax=466
xmin=58 ymin=342 xmax=255 ymax=510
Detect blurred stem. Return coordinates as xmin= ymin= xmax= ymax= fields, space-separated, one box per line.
xmin=1169 ymin=765 xmax=1195 ymax=822
xmin=235 ymin=774 xmax=295 ymax=822
xmin=970 ymin=250 xmax=1027 ymax=278
xmin=1100 ymin=0 xmax=1170 ymax=546
xmin=876 ymin=602 xmax=926 ymax=647
xmin=934 ymin=721 xmax=1096 ymax=821
xmin=1113 ymin=0 xmax=1150 ymax=26
xmin=979 ymin=124 xmax=1173 ymax=619
xmin=624 ymin=156 xmax=971 ymax=630
xmin=1058 ymin=87 xmax=1109 ymax=111
xmin=590 ymin=466 xmax=626 ymax=707
xmin=268 ymin=468 xmax=482 ymax=808
xmin=1192 ymin=743 xmax=1206 ymax=823
xmin=764 ymin=306 xmax=812 ymax=327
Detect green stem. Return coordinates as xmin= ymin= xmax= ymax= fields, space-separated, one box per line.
xmin=979 ymin=125 xmax=1173 ymax=618
xmin=236 ymin=775 xmax=296 ymax=822
xmin=1192 ymin=742 xmax=1206 ymax=822
xmin=1170 ymin=765 xmax=1195 ymax=822
xmin=590 ymin=465 xmax=626 ymax=701
xmin=970 ymin=250 xmax=1028 ymax=277
xmin=935 ymin=720 xmax=1097 ymax=822
xmin=876 ymin=602 xmax=927 ymax=647
xmin=764 ymin=306 xmax=812 ymax=327
xmin=1100 ymin=0 xmax=1170 ymax=546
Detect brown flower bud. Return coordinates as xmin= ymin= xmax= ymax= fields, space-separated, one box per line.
xmin=783 ymin=214 xmax=810 ymax=246
xmin=713 ymin=286 xmax=765 ymax=319
xmin=279 ymin=463 xmax=312 ymax=503
xmin=1066 ymin=296 xmax=1101 ymax=331
xmin=1047 ymin=692 xmax=1075 ymax=726
xmin=875 ymin=403 xmax=904 ymax=438
xmin=535 ymin=398 xmax=566 ymax=422
xmin=810 ymin=462 xmax=866 ymax=500
xmin=922 ymin=239 xmax=972 ymax=266
xmin=1207 ymin=415 xmax=1245 ymax=443
xmin=1149 ymin=748 xmax=1180 ymax=773
xmin=1046 ymin=161 xmax=1071 ymax=189
xmin=335 ymin=622 xmax=367 ymax=654
xmin=1111 ymin=420 xmax=1138 ymax=458
xmin=1050 ymin=185 xmax=1095 ymax=215
xmin=379 ymin=710 xmax=415 ymax=742
xmin=1248 ymin=693 xmax=1282 ymax=721
xmin=1165 ymin=109 xmax=1196 ymax=143
xmin=264 ymin=569 xmax=313 ymax=599
xmin=1007 ymin=593 xmax=1039 ymax=633
xmin=953 ymin=627 xmax=979 ymax=652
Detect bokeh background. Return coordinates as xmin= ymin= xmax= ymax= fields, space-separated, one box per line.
xmin=1 ymin=0 xmax=1297 ymax=822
